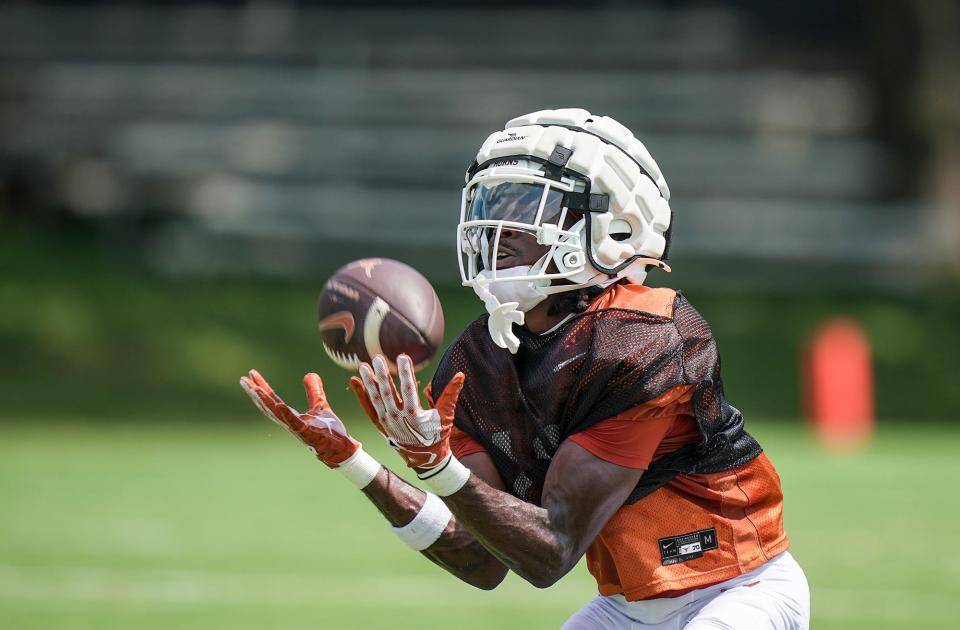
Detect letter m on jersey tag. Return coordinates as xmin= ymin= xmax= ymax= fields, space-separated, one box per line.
xmin=658 ymin=528 xmax=719 ymax=565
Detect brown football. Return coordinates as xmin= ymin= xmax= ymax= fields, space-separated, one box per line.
xmin=318 ymin=258 xmax=444 ymax=373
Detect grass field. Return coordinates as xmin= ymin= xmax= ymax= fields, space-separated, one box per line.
xmin=1 ymin=416 xmax=958 ymax=629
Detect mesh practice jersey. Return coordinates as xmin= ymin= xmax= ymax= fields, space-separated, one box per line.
xmin=435 ymin=283 xmax=789 ymax=599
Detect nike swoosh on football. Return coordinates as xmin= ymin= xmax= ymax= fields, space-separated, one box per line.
xmin=318 ymin=311 xmax=356 ymax=343
xmin=554 ymin=352 xmax=587 ymax=373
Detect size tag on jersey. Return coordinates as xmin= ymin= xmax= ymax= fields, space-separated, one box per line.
xmin=658 ymin=528 xmax=718 ymax=565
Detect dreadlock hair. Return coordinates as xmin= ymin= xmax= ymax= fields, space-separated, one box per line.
xmin=547 ymin=284 xmax=607 ymax=316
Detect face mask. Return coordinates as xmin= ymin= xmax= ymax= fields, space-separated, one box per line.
xmin=475 ymin=265 xmax=549 ymax=312
xmin=471 ymin=266 xmax=549 ymax=354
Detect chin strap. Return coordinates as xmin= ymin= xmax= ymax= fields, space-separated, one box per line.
xmin=636 ymin=257 xmax=672 ymax=272
xmin=471 ymin=274 xmax=524 ymax=354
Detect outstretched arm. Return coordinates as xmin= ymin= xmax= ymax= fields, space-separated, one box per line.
xmin=442 ymin=440 xmax=642 ymax=587
xmin=361 ymin=455 xmax=509 ymax=590
xmin=239 ymin=369 xmax=507 ymax=590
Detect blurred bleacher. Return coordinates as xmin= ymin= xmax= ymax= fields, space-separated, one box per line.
xmin=0 ymin=2 xmax=941 ymax=287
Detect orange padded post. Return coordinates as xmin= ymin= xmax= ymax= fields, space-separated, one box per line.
xmin=804 ymin=318 xmax=875 ymax=451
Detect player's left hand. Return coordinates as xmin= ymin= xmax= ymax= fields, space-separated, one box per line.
xmin=349 ymin=354 xmax=465 ymax=471
xmin=240 ymin=369 xmax=361 ymax=468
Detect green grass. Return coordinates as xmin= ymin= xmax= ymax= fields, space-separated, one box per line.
xmin=1 ymin=417 xmax=958 ymax=629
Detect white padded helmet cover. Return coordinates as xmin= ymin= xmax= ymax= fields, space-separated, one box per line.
xmin=471 ymin=108 xmax=672 ymax=283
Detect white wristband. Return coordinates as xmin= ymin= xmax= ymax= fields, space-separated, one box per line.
xmin=391 ymin=492 xmax=452 ymax=551
xmin=417 ymin=453 xmax=471 ymax=497
xmin=336 ymin=448 xmax=381 ymax=489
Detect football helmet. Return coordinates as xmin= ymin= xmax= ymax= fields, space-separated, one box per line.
xmin=457 ymin=108 xmax=673 ymax=351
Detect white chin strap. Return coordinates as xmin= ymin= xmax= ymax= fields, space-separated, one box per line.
xmin=471 ymin=266 xmax=548 ymax=354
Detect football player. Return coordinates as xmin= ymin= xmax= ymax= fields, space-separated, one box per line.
xmin=241 ymin=109 xmax=810 ymax=629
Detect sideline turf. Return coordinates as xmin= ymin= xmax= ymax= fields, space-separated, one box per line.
xmin=0 ymin=418 xmax=957 ymax=629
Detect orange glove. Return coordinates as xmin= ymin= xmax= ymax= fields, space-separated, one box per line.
xmin=240 ymin=369 xmax=361 ymax=468
xmin=349 ymin=354 xmax=469 ymax=496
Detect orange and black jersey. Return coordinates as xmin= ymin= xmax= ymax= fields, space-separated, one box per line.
xmin=431 ymin=282 xmax=762 ymax=506
xmin=435 ymin=282 xmax=788 ymax=599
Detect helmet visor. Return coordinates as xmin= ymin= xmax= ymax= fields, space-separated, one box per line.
xmin=467 ymin=181 xmax=564 ymax=226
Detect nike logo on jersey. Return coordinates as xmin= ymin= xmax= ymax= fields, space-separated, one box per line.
xmin=658 ymin=528 xmax=718 ymax=566
xmin=554 ymin=352 xmax=587 ymax=373
xmin=318 ymin=311 xmax=356 ymax=342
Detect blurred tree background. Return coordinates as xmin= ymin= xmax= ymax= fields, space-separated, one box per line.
xmin=1 ymin=0 xmax=957 ymax=423
xmin=2 ymin=223 xmax=959 ymax=422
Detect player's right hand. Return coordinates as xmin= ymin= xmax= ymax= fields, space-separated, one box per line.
xmin=348 ymin=354 xmax=465 ymax=471
xmin=240 ymin=369 xmax=361 ymax=468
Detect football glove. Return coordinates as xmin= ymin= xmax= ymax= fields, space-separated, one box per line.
xmin=240 ymin=369 xmax=361 ymax=468
xmin=349 ymin=354 xmax=465 ymax=473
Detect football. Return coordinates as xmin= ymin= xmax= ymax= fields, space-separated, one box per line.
xmin=318 ymin=258 xmax=444 ymax=373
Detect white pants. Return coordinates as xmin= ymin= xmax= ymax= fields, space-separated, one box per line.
xmin=561 ymin=552 xmax=809 ymax=630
